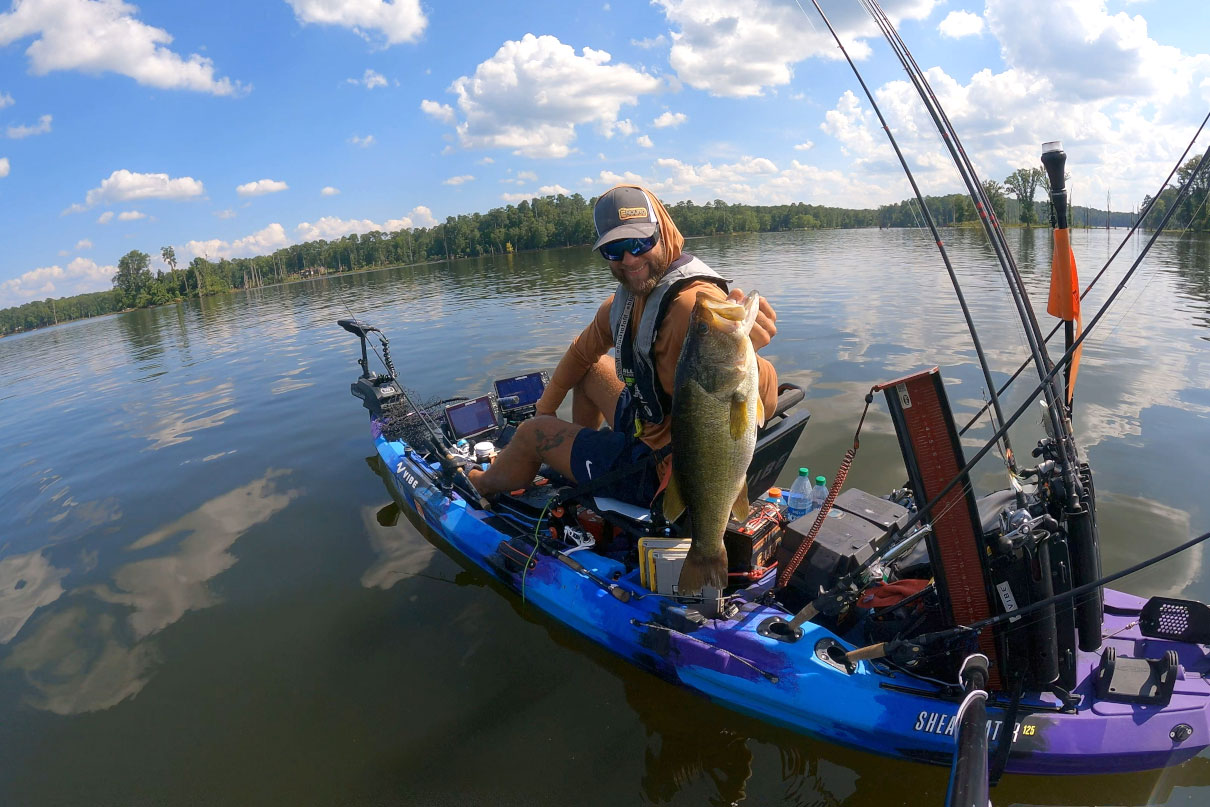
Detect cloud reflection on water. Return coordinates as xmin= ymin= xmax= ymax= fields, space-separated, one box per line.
xmin=2 ymin=469 xmax=297 ymax=714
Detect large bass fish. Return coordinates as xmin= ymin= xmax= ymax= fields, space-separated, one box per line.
xmin=664 ymin=290 xmax=764 ymax=596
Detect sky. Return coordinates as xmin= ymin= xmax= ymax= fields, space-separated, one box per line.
xmin=0 ymin=0 xmax=1207 ymax=307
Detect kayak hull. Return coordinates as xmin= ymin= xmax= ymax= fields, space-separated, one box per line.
xmin=372 ymin=431 xmax=1210 ymax=776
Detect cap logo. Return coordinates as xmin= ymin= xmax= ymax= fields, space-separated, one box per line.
xmin=618 ymin=206 xmax=649 ymax=220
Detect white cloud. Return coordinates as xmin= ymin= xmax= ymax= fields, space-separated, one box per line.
xmin=431 ymin=34 xmax=663 ymax=158
xmin=348 ymin=68 xmax=388 ymax=89
xmin=0 ymin=156 xmax=8 ymax=177
xmin=7 ymin=113 xmax=51 ymax=138
xmin=614 ymin=119 xmax=636 ymax=137
xmin=420 ymin=99 xmax=455 ymax=124
xmin=0 ymin=91 xmax=12 ymax=108
xmin=236 ymin=178 xmax=289 ymax=196
xmin=214 ymin=209 xmax=236 ymax=219
xmin=654 ymin=0 xmax=936 ymax=97
xmin=631 ymin=35 xmax=667 ymax=49
xmin=515 ymin=170 xmax=538 ymax=182
xmin=75 ymin=238 xmax=92 ymax=250
xmin=652 ymin=111 xmax=687 ymax=128
xmin=295 ymin=207 xmax=435 ymax=241
xmin=0 ymin=0 xmax=243 ymax=95
xmin=0 ymin=257 xmax=115 ymax=307
xmin=285 ymin=0 xmax=427 ymax=46
xmin=500 ymin=191 xmax=533 ymax=203
xmin=476 ymin=156 xmax=494 ymax=165
xmin=321 ymin=186 xmax=340 ymax=196
xmin=72 ymin=169 xmax=204 ymax=211
xmin=794 ymin=141 xmax=814 ymax=151
xmin=636 ymin=135 xmax=653 ymax=148
xmin=349 ymin=134 xmax=375 ymax=147
xmin=117 ymin=210 xmax=146 ymax=221
xmin=538 ymin=184 xmax=570 ymax=195
xmin=938 ymin=10 xmax=985 ymax=39
xmin=97 ymin=211 xmax=113 ymax=224
xmin=182 ymin=223 xmax=290 ymax=261
xmin=985 ymin=0 xmax=1204 ymax=103
xmin=442 ymin=174 xmax=474 ymax=185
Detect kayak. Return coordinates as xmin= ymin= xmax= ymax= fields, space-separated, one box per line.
xmin=340 ymin=318 xmax=1210 ymax=776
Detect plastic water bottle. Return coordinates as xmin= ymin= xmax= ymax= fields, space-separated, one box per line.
xmin=785 ymin=468 xmax=811 ymax=521
xmin=811 ymin=475 xmax=829 ymax=511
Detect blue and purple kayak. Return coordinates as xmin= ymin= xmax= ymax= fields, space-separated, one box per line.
xmin=367 ymin=428 xmax=1210 ymax=776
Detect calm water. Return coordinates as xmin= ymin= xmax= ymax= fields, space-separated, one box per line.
xmin=2 ymin=227 xmax=1210 ymax=806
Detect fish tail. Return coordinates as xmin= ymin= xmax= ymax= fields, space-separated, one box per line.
xmin=678 ymin=548 xmax=729 ymax=596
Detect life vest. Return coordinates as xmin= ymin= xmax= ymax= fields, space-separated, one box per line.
xmin=609 ymin=253 xmax=727 ymax=432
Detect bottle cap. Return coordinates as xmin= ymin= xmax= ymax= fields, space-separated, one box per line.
xmin=798 ymin=467 xmax=809 ymax=476
xmin=816 ymin=476 xmax=826 ymax=485
xmin=767 ymin=487 xmax=782 ymax=498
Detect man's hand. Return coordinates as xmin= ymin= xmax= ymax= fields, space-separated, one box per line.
xmin=729 ymin=288 xmax=777 ymax=351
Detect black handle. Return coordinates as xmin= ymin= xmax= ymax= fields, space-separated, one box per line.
xmin=1041 ymin=142 xmax=1069 ymax=229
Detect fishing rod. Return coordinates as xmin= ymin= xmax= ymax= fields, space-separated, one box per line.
xmin=792 ymin=0 xmax=1018 ymax=471
xmin=792 ymin=141 xmax=1210 ymax=625
xmin=958 ymin=110 xmax=1210 ymax=436
xmin=857 ymin=0 xmax=1075 ymax=479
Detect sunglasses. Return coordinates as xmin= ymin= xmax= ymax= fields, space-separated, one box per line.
xmin=599 ymin=235 xmax=658 ymax=262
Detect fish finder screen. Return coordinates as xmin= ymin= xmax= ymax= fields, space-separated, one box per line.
xmin=445 ymin=396 xmax=497 ymax=440
xmin=494 ymin=372 xmax=546 ymax=410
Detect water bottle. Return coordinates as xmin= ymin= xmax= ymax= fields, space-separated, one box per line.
xmin=811 ymin=475 xmax=829 ymax=511
xmin=785 ymin=468 xmax=811 ymax=521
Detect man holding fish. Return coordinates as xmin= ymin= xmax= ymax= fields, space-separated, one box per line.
xmin=468 ymin=184 xmax=780 ymax=593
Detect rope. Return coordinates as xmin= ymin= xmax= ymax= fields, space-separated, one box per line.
xmin=776 ymin=392 xmax=873 ymax=588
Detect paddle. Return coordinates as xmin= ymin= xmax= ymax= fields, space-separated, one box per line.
xmin=946 ymin=654 xmax=992 ymax=807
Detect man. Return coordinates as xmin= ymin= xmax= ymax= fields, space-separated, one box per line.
xmin=467 ymin=185 xmax=779 ymax=506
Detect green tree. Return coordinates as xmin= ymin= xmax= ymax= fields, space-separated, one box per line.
xmin=981 ymin=180 xmax=1008 ymax=222
xmin=1004 ymin=167 xmax=1045 ymax=226
xmin=112 ymin=250 xmax=153 ymax=307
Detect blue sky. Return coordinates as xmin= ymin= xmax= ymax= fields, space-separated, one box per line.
xmin=1 ymin=0 xmax=1207 ymax=307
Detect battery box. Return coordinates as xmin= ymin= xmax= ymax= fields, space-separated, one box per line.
xmin=774 ymin=504 xmax=884 ymax=612
xmin=724 ymin=501 xmax=783 ymax=580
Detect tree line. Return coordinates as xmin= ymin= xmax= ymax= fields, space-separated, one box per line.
xmin=3 ymin=174 xmax=1206 ymax=336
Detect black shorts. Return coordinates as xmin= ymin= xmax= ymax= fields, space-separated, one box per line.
xmin=568 ymin=389 xmax=659 ymax=506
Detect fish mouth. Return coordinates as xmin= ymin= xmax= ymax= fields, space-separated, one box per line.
xmin=693 ymin=291 xmax=760 ymax=334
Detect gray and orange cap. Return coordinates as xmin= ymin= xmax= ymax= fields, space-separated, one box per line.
xmin=592 ymin=186 xmax=659 ymax=250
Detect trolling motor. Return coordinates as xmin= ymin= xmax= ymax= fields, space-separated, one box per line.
xmin=338 ymin=318 xmax=488 ymax=506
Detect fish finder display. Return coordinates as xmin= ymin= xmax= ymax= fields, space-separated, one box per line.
xmin=445 ymin=395 xmax=498 ymax=440
xmin=494 ymin=372 xmax=546 ymax=411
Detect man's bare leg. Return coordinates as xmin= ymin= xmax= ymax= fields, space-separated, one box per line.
xmin=571 ymin=355 xmax=625 ymax=429
xmin=467 ymin=416 xmax=583 ymax=497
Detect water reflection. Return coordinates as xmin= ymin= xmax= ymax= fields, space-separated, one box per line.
xmin=1 ymin=469 xmax=297 ymax=713
xmin=0 ymin=550 xmax=68 ymax=643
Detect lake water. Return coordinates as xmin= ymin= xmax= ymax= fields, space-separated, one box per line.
xmin=2 ymin=227 xmax=1209 ymax=806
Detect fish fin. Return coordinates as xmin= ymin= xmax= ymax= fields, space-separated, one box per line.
xmin=662 ymin=474 xmax=686 ymax=523
xmin=732 ymin=483 xmax=750 ymax=523
xmin=730 ymin=395 xmax=749 ymax=440
xmin=756 ymin=396 xmax=766 ymax=429
xmin=678 ymin=546 xmax=729 ymax=596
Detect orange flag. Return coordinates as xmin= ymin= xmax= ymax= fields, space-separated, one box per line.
xmin=1046 ymin=228 xmax=1082 ymax=404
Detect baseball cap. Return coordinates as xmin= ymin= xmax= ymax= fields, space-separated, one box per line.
xmin=592 ymin=186 xmax=659 ymax=250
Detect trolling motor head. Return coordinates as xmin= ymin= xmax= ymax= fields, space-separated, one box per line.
xmin=1041 ymin=142 xmax=1069 ymax=229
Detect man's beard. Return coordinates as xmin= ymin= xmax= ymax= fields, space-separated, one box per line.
xmin=611 ymin=256 xmax=665 ymax=295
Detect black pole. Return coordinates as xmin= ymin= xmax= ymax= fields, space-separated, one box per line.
xmin=946 ymin=654 xmax=991 ymax=807
xmin=1041 ymin=142 xmax=1076 ymax=407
